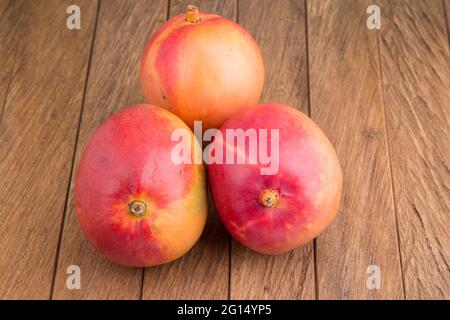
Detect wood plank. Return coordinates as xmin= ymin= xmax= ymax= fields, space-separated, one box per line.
xmin=446 ymin=0 xmax=450 ymax=45
xmin=308 ymin=0 xmax=404 ymax=299
xmin=52 ymin=0 xmax=167 ymax=299
xmin=0 ymin=0 xmax=27 ymax=122
xmin=229 ymin=0 xmax=315 ymax=300
xmin=379 ymin=0 xmax=450 ymax=299
xmin=0 ymin=0 xmax=98 ymax=299
xmin=141 ymin=0 xmax=234 ymax=300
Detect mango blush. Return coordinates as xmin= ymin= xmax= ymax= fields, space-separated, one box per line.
xmin=75 ymin=104 xmax=207 ymax=267
xmin=207 ymin=104 xmax=343 ymax=254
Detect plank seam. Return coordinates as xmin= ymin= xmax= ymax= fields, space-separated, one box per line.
xmin=139 ymin=267 xmax=145 ymax=300
xmin=375 ymin=29 xmax=406 ymax=300
xmin=0 ymin=49 xmax=16 ymax=126
xmin=49 ymin=0 xmax=101 ymax=300
xmin=0 ymin=2 xmax=27 ymax=127
xmin=443 ymin=0 xmax=450 ymax=48
xmin=166 ymin=0 xmax=171 ymax=26
xmin=236 ymin=0 xmax=239 ymax=25
xmin=227 ymin=0 xmax=240 ymax=300
xmin=304 ymin=0 xmax=318 ymax=301
xmin=303 ymin=0 xmax=312 ymax=119
xmin=228 ymin=240 xmax=232 ymax=300
xmin=140 ymin=0 xmax=172 ymax=300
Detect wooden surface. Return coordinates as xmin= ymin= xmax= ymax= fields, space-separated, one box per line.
xmin=379 ymin=0 xmax=450 ymax=299
xmin=232 ymin=0 xmax=315 ymax=300
xmin=308 ymin=0 xmax=403 ymax=299
xmin=0 ymin=0 xmax=448 ymax=300
xmin=0 ymin=0 xmax=98 ymax=299
xmin=142 ymin=0 xmax=232 ymax=300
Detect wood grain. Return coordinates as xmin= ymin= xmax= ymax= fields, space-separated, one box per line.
xmin=141 ymin=0 xmax=234 ymax=300
xmin=308 ymin=0 xmax=404 ymax=299
xmin=52 ymin=0 xmax=167 ymax=299
xmin=0 ymin=0 xmax=97 ymax=299
xmin=379 ymin=0 xmax=450 ymax=299
xmin=0 ymin=0 xmax=26 ymax=123
xmin=446 ymin=0 xmax=450 ymax=45
xmin=229 ymin=0 xmax=315 ymax=300
xmin=0 ymin=0 xmax=448 ymax=300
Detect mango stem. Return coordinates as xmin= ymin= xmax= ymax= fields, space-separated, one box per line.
xmin=185 ymin=5 xmax=201 ymax=23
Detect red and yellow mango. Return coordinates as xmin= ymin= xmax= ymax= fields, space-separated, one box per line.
xmin=75 ymin=104 xmax=207 ymax=267
xmin=207 ymin=104 xmax=343 ymax=254
xmin=140 ymin=5 xmax=265 ymax=130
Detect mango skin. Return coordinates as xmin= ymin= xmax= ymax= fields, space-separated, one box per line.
xmin=140 ymin=12 xmax=264 ymax=130
xmin=75 ymin=104 xmax=207 ymax=267
xmin=207 ymin=104 xmax=343 ymax=254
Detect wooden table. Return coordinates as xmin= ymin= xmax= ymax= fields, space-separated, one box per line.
xmin=0 ymin=0 xmax=449 ymax=300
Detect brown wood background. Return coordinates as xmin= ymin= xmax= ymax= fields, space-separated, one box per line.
xmin=0 ymin=0 xmax=448 ymax=300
